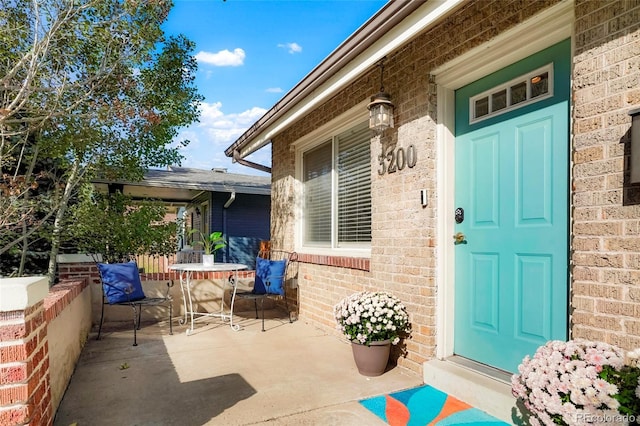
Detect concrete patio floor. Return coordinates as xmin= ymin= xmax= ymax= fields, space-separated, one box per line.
xmin=53 ymin=309 xmax=422 ymax=426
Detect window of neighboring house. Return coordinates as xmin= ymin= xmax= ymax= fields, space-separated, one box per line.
xmin=302 ymin=121 xmax=371 ymax=250
xmin=200 ymin=202 xmax=210 ymax=235
xmin=188 ymin=202 xmax=209 ymax=247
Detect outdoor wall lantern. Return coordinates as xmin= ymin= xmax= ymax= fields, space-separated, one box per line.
xmin=630 ymin=108 xmax=640 ymax=183
xmin=368 ymin=57 xmax=394 ymax=133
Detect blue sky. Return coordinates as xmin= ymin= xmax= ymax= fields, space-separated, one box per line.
xmin=162 ymin=0 xmax=386 ymax=176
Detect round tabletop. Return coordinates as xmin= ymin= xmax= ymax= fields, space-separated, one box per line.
xmin=169 ymin=263 xmax=248 ymax=272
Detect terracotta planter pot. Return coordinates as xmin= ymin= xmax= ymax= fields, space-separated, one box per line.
xmin=351 ymin=339 xmax=391 ymax=376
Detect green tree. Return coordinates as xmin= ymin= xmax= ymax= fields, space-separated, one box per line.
xmin=0 ymin=138 xmax=66 ymax=276
xmin=66 ymin=189 xmax=179 ymax=264
xmin=0 ymin=0 xmax=202 ymax=283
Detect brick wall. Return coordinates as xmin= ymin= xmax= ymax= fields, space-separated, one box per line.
xmin=58 ymin=262 xmax=256 ymax=285
xmin=268 ymin=0 xmax=640 ymax=375
xmin=571 ymin=0 xmax=640 ymax=349
xmin=270 ymin=0 xmax=565 ymax=375
xmin=0 ymin=277 xmax=94 ymax=426
xmin=0 ymin=303 xmax=50 ymax=426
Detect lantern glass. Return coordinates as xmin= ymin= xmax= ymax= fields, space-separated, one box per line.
xmin=368 ymin=97 xmax=394 ymax=132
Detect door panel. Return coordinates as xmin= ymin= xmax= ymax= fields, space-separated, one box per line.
xmin=518 ymin=119 xmax=552 ymax=225
xmin=517 ymin=254 xmax=552 ymax=339
xmin=472 ymin=134 xmax=499 ymax=227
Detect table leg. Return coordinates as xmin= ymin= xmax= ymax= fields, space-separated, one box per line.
xmin=175 ymin=266 xmax=245 ymax=335
xmin=185 ymin=270 xmax=195 ymax=335
xmin=228 ymin=270 xmax=240 ymax=331
xmin=178 ymin=270 xmax=189 ymax=329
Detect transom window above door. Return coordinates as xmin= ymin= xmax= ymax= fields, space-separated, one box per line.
xmin=469 ymin=64 xmax=553 ymax=123
xmin=302 ymin=121 xmax=371 ymax=251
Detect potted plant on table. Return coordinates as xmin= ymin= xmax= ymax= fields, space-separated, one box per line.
xmin=188 ymin=230 xmax=226 ymax=266
xmin=334 ymin=291 xmax=410 ymax=376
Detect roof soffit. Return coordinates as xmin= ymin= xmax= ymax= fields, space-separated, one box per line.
xmin=228 ymin=0 xmax=465 ymax=159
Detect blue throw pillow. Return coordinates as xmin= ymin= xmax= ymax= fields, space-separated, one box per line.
xmin=253 ymin=257 xmax=287 ymax=296
xmin=97 ymin=262 xmax=146 ymax=304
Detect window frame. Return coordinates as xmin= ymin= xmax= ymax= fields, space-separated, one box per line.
xmin=469 ymin=63 xmax=554 ymax=124
xmin=294 ymin=103 xmax=372 ymax=257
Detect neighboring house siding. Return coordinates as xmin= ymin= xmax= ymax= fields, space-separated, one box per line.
xmin=221 ymin=193 xmax=271 ymax=268
xmin=571 ymin=0 xmax=640 ymax=349
xmin=185 ymin=190 xmax=270 ymax=267
xmin=269 ymin=0 xmax=640 ymax=376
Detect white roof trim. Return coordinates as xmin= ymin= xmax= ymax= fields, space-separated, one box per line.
xmin=237 ymin=0 xmax=465 ymax=158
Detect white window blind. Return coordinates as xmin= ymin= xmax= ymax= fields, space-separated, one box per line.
xmin=303 ymin=141 xmax=332 ymax=246
xmin=302 ymin=121 xmax=371 ymax=248
xmin=337 ymin=124 xmax=371 ymax=245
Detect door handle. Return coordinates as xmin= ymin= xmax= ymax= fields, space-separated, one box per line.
xmin=453 ymin=232 xmax=467 ymax=245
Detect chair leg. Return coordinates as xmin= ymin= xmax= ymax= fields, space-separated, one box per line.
xmin=136 ymin=303 xmax=143 ymax=330
xmin=284 ymin=294 xmax=292 ymax=324
xmin=253 ymin=299 xmax=259 ymax=319
xmin=169 ymin=302 xmax=173 ymax=335
xmin=97 ymin=300 xmax=106 ymax=340
xmin=260 ymin=297 xmax=265 ymax=332
xmin=131 ymin=304 xmax=139 ymax=346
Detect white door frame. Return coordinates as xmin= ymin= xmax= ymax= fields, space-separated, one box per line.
xmin=433 ymin=1 xmax=574 ymax=360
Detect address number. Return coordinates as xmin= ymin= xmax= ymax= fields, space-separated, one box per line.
xmin=378 ymin=144 xmax=417 ymax=175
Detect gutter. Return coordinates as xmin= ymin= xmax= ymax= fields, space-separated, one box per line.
xmin=225 ymin=0 xmax=430 ymax=160
xmin=233 ymin=150 xmax=272 ymax=174
xmin=224 ymin=192 xmax=236 ymax=209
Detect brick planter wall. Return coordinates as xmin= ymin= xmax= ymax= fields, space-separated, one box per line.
xmin=0 ymin=302 xmax=50 ymax=426
xmin=0 ymin=277 xmax=89 ymax=426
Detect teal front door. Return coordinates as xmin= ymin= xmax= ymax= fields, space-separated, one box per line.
xmin=453 ymin=40 xmax=570 ymax=373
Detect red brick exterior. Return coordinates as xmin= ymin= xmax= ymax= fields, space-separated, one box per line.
xmin=58 ymin=262 xmax=255 ymax=284
xmin=0 ymin=279 xmax=89 ymax=426
xmin=0 ymin=303 xmax=51 ymax=426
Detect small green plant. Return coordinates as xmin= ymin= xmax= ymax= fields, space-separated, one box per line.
xmin=119 ymin=362 xmax=130 ymax=370
xmin=188 ymin=230 xmax=226 ymax=255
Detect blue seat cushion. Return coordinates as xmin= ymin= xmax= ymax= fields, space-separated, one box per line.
xmin=97 ymin=262 xmax=146 ymax=304
xmin=253 ymin=257 xmax=286 ymax=296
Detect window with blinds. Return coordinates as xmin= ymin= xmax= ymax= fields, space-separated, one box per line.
xmin=302 ymin=121 xmax=371 ymax=248
xmin=303 ymin=141 xmax=332 ymax=246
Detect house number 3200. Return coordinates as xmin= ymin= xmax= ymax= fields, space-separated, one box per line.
xmin=378 ymin=145 xmax=417 ymax=175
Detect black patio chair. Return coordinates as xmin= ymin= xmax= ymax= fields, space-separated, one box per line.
xmin=96 ymin=261 xmax=173 ymax=346
xmin=235 ymin=249 xmax=298 ymax=332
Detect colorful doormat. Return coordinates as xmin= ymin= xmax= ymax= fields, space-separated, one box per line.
xmin=359 ymin=385 xmax=510 ymax=426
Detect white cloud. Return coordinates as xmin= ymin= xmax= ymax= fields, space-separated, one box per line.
xmin=266 ymin=87 xmax=283 ymax=93
xmin=197 ymin=102 xmax=265 ymax=144
xmin=195 ymin=48 xmax=246 ymax=66
xmin=277 ymin=42 xmax=302 ymax=54
xmin=173 ymin=102 xmax=270 ymax=175
xmin=199 ymin=102 xmax=225 ymax=122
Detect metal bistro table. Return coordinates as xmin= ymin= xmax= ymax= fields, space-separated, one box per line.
xmin=169 ymin=262 xmax=248 ymax=334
